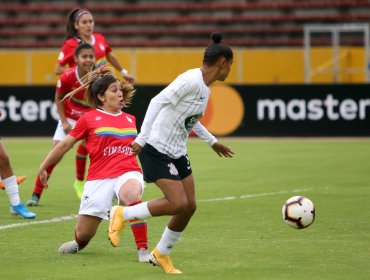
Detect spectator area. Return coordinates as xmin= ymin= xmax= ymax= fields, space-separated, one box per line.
xmin=1 ymin=0 xmax=370 ymax=48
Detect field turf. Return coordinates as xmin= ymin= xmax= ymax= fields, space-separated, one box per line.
xmin=0 ymin=138 xmax=369 ymax=280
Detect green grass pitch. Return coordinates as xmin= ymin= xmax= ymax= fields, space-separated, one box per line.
xmin=0 ymin=138 xmax=369 ymax=280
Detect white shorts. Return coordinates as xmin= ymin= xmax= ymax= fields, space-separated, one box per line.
xmin=53 ymin=118 xmax=77 ymax=141
xmin=78 ymin=171 xmax=144 ymax=220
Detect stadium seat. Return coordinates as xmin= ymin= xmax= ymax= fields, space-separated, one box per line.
xmin=1 ymin=0 xmax=370 ymax=48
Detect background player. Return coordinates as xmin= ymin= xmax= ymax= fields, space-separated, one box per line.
xmin=54 ymin=8 xmax=136 ymax=194
xmin=27 ymin=43 xmax=95 ymax=206
xmin=0 ymin=112 xmax=36 ymax=219
xmin=55 ymin=7 xmax=135 ymax=82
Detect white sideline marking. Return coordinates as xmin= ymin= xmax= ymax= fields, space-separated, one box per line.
xmin=197 ymin=188 xmax=313 ymax=202
xmin=0 ymin=214 xmax=77 ymax=231
xmin=0 ymin=188 xmax=316 ymax=231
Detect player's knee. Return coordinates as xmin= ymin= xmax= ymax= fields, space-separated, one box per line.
xmin=171 ymin=197 xmax=189 ymax=214
xmin=186 ymin=201 xmax=197 ymax=215
xmin=119 ymin=181 xmax=142 ymax=205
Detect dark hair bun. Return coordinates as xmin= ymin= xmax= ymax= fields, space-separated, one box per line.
xmin=211 ymin=32 xmax=222 ymax=43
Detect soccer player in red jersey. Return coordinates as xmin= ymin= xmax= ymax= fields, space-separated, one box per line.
xmin=55 ymin=8 xmax=136 ymax=193
xmin=26 ymin=42 xmax=95 ymax=206
xmin=38 ymin=67 xmax=149 ymax=262
xmin=55 ymin=8 xmax=135 ymax=83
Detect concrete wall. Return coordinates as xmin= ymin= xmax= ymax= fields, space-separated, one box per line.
xmin=0 ymin=47 xmax=366 ymax=85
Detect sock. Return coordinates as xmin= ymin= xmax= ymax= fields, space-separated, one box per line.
xmin=3 ymin=175 xmax=21 ymax=206
xmin=74 ymin=230 xmax=89 ymax=251
xmin=123 ymin=201 xmax=152 ymax=221
xmin=75 ymin=144 xmax=87 ymax=181
xmin=128 ymin=201 xmax=148 ymax=250
xmin=157 ymin=226 xmax=183 ymax=255
xmin=33 ymin=163 xmax=56 ymax=195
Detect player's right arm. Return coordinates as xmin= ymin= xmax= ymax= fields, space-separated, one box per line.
xmin=55 ymin=40 xmax=76 ymax=75
xmin=55 ymin=64 xmax=67 ymax=75
xmin=55 ymin=76 xmax=72 ymax=133
xmin=55 ymin=90 xmax=71 ymax=134
xmin=39 ymin=134 xmax=78 ymax=187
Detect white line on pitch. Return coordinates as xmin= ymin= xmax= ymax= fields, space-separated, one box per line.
xmin=197 ymin=188 xmax=314 ymax=202
xmin=0 ymin=214 xmax=77 ymax=231
xmin=0 ymin=187 xmax=319 ymax=231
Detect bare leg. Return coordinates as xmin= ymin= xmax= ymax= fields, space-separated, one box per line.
xmin=0 ymin=142 xmax=14 ymax=179
xmin=75 ymin=215 xmax=102 ymax=242
xmin=147 ymin=178 xmax=188 ymax=216
xmin=59 ymin=215 xmax=101 ymax=253
xmin=166 ymin=174 xmax=196 ymax=232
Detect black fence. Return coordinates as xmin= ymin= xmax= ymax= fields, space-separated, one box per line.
xmin=0 ymin=84 xmax=369 ymax=136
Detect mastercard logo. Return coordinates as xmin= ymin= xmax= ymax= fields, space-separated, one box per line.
xmin=201 ymin=83 xmax=245 ymax=136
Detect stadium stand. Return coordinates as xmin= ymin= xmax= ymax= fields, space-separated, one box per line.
xmin=1 ymin=0 xmax=370 ymax=48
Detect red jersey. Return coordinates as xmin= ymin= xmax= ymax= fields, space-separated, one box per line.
xmin=56 ymin=67 xmax=91 ymax=120
xmin=57 ymin=33 xmax=112 ymax=69
xmin=70 ymin=109 xmax=142 ymax=180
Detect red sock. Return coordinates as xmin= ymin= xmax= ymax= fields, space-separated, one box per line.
xmin=129 ymin=200 xmax=148 ymax=250
xmin=74 ymin=230 xmax=89 ymax=251
xmin=76 ymin=143 xmax=87 ymax=181
xmin=33 ymin=163 xmax=56 ymax=195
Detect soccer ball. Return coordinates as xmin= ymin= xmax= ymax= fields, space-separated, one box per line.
xmin=282 ymin=196 xmax=316 ymax=229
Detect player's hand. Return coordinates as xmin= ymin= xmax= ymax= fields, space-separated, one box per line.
xmin=123 ymin=74 xmax=136 ymax=84
xmin=62 ymin=121 xmax=72 ymax=134
xmin=38 ymin=169 xmax=49 ymax=188
xmin=130 ymin=142 xmax=143 ymax=154
xmin=212 ymin=142 xmax=234 ymax=158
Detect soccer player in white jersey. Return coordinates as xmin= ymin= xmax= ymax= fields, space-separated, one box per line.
xmin=37 ymin=67 xmax=149 ymax=263
xmin=109 ymin=32 xmax=234 ymax=274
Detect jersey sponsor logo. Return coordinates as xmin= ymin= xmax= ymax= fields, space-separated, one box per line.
xmin=103 ymin=145 xmax=133 ymax=156
xmin=168 ymin=163 xmax=179 ymax=176
xmin=95 ymin=116 xmax=102 ymax=121
xmin=56 ymin=79 xmax=61 ymax=88
xmin=69 ymin=109 xmax=84 ymax=117
xmin=184 ymin=114 xmax=201 ymax=132
xmin=99 ymin=43 xmax=105 ymax=51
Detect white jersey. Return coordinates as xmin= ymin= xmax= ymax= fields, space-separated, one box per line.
xmin=135 ymin=68 xmax=217 ymax=158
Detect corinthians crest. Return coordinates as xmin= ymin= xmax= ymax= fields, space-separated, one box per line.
xmin=168 ymin=163 xmax=179 ymax=176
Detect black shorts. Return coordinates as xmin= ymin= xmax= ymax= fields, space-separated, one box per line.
xmin=138 ymin=144 xmax=192 ymax=183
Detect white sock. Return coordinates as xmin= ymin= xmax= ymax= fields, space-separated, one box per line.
xmin=3 ymin=175 xmax=21 ymax=206
xmin=123 ymin=201 xmax=152 ymax=220
xmin=156 ymin=226 xmax=183 ymax=255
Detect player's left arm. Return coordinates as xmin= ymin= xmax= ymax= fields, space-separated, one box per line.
xmin=211 ymin=141 xmax=234 ymax=158
xmin=193 ymin=122 xmax=234 ymax=158
xmin=106 ymin=52 xmax=136 ymax=84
